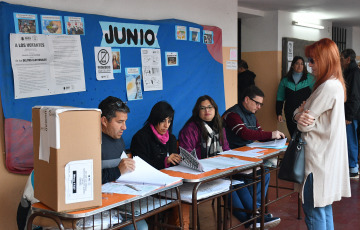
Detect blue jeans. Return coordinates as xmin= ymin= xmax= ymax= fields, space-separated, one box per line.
xmin=346 ymin=120 xmax=359 ymax=171
xmin=229 ymin=171 xmax=270 ymax=222
xmin=121 ymin=219 xmax=148 ymax=230
xmin=302 ymin=174 xmax=334 ymax=230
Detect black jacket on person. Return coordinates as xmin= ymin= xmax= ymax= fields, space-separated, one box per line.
xmin=344 ymin=61 xmax=360 ymax=121
xmin=130 ymin=124 xmax=178 ymax=170
xmin=238 ymin=70 xmax=256 ymax=103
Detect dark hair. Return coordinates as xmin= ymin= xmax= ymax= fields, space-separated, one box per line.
xmin=98 ymin=96 xmax=130 ymax=121
xmin=238 ymin=59 xmax=249 ymax=69
xmin=241 ymin=85 xmax=264 ymax=102
xmin=341 ymin=49 xmax=356 ymax=61
xmin=145 ymin=101 xmax=175 ymax=133
xmin=182 ymin=95 xmax=225 ymax=145
xmin=283 ymin=56 xmax=308 ymax=79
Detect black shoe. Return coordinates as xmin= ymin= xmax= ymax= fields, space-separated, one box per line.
xmin=248 ymin=215 xmax=281 ymax=229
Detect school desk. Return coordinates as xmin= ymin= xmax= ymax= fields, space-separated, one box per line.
xmin=232 ymin=146 xmax=302 ymax=219
xmin=27 ymin=180 xmax=183 ymax=230
xmin=161 ymin=155 xmax=265 ymax=230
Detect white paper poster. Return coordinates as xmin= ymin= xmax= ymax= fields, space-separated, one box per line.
xmin=65 ymin=159 xmax=94 ymax=204
xmin=287 ymin=41 xmax=294 ymax=61
xmin=226 ymin=61 xmax=237 ymax=70
xmin=10 ymin=33 xmax=86 ymax=99
xmin=141 ymin=48 xmax=163 ymax=91
xmin=94 ymin=47 xmax=114 ymax=80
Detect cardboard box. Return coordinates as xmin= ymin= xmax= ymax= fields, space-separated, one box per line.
xmin=33 ymin=106 xmax=102 ymax=212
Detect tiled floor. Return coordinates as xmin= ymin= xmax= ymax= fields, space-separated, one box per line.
xmin=197 ymin=176 xmax=360 ymax=229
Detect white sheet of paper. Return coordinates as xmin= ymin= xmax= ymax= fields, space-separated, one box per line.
xmin=200 ymin=157 xmax=254 ymax=171
xmin=116 ymin=156 xmax=182 ymax=186
xmin=64 ymin=159 xmax=94 ymax=204
xmin=102 ymin=182 xmax=160 ymax=196
xmin=219 ymin=149 xmax=265 ymax=158
xmin=246 ymin=138 xmax=287 ymax=148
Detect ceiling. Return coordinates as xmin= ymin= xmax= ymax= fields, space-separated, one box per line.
xmin=238 ymin=0 xmax=360 ymax=27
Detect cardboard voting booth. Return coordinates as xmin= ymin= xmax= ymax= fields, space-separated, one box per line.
xmin=32 ymin=106 xmax=102 ymax=212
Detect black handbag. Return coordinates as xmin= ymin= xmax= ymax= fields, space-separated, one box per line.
xmin=278 ymin=130 xmax=306 ymax=184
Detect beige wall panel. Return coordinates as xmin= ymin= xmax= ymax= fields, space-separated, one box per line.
xmin=241 ymin=51 xmax=289 ymax=138
xmin=223 ymin=47 xmax=238 ymax=109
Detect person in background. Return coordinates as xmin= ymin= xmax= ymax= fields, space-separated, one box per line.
xmin=276 ymin=56 xmax=315 ymax=136
xmin=130 ymin=101 xmax=182 ymax=228
xmin=294 ymin=38 xmax=351 ymax=229
xmin=99 ymin=96 xmax=148 ymax=230
xmin=340 ymin=48 xmax=360 ymax=178
xmin=238 ymin=60 xmax=256 ymax=104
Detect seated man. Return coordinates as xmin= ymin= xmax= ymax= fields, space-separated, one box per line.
xmin=99 ymin=96 xmax=148 ymax=230
xmin=223 ymin=85 xmax=284 ymax=229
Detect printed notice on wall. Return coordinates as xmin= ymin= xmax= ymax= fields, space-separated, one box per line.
xmin=141 ymin=48 xmax=163 ymax=91
xmin=94 ymin=47 xmax=114 ymax=80
xmin=65 ymin=159 xmax=94 ymax=204
xmin=10 ymin=33 xmax=86 ymax=99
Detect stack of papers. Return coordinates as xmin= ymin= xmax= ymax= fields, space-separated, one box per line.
xmin=116 ymin=156 xmax=182 ymax=186
xmin=166 ymin=156 xmax=254 ymax=174
xmin=246 ymin=138 xmax=287 ymax=149
xmin=219 ymin=149 xmax=265 ymax=157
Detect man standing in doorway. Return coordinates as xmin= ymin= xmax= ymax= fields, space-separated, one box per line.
xmin=237 ymin=59 xmax=256 ymax=103
xmin=341 ymin=49 xmax=360 ymax=178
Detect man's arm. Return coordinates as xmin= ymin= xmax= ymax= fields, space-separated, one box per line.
xmin=223 ymin=112 xmax=272 ymax=141
xmin=102 ymin=167 xmax=121 ymax=184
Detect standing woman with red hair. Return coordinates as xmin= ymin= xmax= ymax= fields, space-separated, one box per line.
xmin=293 ymin=38 xmax=351 ymax=229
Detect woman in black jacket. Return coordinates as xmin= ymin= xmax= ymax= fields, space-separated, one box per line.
xmin=130 ymin=101 xmax=181 ymax=169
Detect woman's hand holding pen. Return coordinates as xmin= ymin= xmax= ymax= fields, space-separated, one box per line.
xmin=167 ymin=153 xmax=181 ymax=165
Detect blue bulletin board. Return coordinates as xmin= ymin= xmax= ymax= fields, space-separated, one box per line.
xmin=0 ymin=1 xmax=225 ymax=174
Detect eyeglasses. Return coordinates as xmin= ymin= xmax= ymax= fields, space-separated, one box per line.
xmin=308 ymin=57 xmax=315 ymax=64
xmin=250 ymin=98 xmax=264 ymax=107
xmin=200 ymin=105 xmax=214 ymax=111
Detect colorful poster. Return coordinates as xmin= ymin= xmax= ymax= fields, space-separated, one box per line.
xmin=13 ymin=13 xmax=39 ymax=34
xmin=165 ymin=52 xmax=179 ymax=66
xmin=64 ymin=16 xmax=85 ymax=35
xmin=126 ymin=68 xmax=143 ymax=101
xmin=94 ymin=47 xmax=114 ymax=80
xmin=141 ymin=48 xmax=163 ymax=91
xmin=176 ymin=25 xmax=187 ymax=40
xmin=112 ymin=48 xmax=121 ymax=73
xmin=203 ymin=30 xmax=214 ymax=44
xmin=40 ymin=15 xmax=63 ymax=35
xmin=189 ymin=27 xmax=200 ymax=42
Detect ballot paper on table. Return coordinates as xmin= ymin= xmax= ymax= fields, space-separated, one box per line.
xmin=219 ymin=149 xmax=265 ymax=158
xmin=178 ymin=147 xmax=204 ymax=172
xmin=167 ymin=148 xmax=254 ymax=174
xmin=102 ymin=182 xmax=160 ymax=196
xmin=116 ymin=156 xmax=182 ymax=186
xmin=246 ymin=138 xmax=287 ymax=149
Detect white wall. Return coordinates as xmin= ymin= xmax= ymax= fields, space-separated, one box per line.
xmin=346 ymin=26 xmax=360 ymax=55
xmin=240 ymin=10 xmax=332 ymax=52
xmin=241 ymin=11 xmax=278 ymax=52
xmin=278 ymin=11 xmax=332 ymax=50
xmin=7 ymin=0 xmax=238 ymax=47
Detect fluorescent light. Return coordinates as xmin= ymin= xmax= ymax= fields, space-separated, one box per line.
xmin=292 ymin=21 xmax=324 ymax=30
